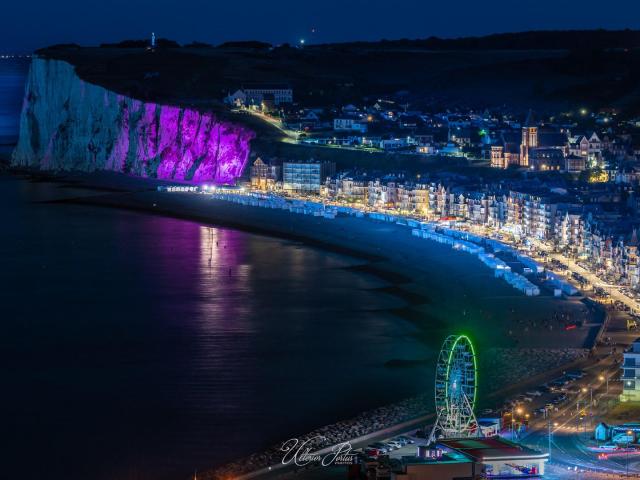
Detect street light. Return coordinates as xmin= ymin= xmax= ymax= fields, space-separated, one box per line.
xmin=627 ymin=429 xmax=633 ymax=477
xmin=599 ymin=374 xmax=609 ymax=394
xmin=547 ymin=412 xmax=558 ymax=458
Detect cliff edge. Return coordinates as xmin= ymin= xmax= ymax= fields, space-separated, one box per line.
xmin=12 ymin=57 xmax=255 ymax=183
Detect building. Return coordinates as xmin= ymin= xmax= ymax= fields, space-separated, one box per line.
xmin=520 ymin=111 xmax=568 ymax=169
xmin=520 ymin=111 xmax=539 ymax=167
xmin=565 ymin=154 xmax=586 ymax=173
xmin=225 ymin=84 xmax=293 ymax=107
xmin=333 ymin=118 xmax=367 ymax=133
xmin=283 ymin=160 xmax=335 ymax=194
xmin=569 ymin=132 xmax=603 ymax=167
xmin=324 ymin=173 xmax=369 ymax=204
xmin=393 ymin=437 xmax=548 ymax=479
xmin=529 ymin=148 xmax=565 ymax=171
xmin=250 ymin=158 xmax=280 ymax=191
xmin=621 ymin=338 xmax=640 ymax=402
xmin=397 ymin=183 xmax=430 ymax=215
xmin=368 ymin=178 xmax=399 ymax=208
xmin=379 ymin=138 xmax=410 ymax=150
xmin=490 ymin=131 xmax=521 ymax=168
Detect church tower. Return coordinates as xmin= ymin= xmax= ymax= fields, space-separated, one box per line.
xmin=520 ymin=110 xmax=538 ymax=167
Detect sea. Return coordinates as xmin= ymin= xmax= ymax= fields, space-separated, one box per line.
xmin=0 ymin=57 xmax=593 ymax=480
xmin=0 ymin=55 xmax=29 ymax=143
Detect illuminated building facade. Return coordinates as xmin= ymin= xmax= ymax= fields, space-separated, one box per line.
xmin=250 ymin=158 xmax=280 ymax=191
xmin=283 ymin=160 xmax=335 ymax=194
xmin=621 ymin=338 xmax=640 ymax=402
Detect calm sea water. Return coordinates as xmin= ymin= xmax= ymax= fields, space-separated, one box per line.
xmin=1 ymin=176 xmax=434 ymax=480
xmin=0 ymin=56 xmax=29 ymax=142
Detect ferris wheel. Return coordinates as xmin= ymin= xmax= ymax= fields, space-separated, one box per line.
xmin=428 ymin=335 xmax=479 ymax=444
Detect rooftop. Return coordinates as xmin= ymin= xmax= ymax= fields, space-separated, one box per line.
xmin=438 ymin=437 xmax=548 ymax=462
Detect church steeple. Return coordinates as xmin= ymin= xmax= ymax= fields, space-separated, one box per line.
xmin=521 ymin=109 xmax=538 ymax=167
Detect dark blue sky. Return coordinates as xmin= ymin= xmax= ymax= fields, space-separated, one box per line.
xmin=3 ymin=0 xmax=640 ymax=52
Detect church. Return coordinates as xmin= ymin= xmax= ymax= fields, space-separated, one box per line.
xmin=491 ymin=111 xmax=573 ymax=171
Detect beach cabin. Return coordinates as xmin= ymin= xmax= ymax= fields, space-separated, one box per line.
xmin=594 ymin=422 xmax=610 ymax=442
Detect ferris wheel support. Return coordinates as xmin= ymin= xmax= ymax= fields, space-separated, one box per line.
xmin=428 ymin=334 xmax=479 ymax=445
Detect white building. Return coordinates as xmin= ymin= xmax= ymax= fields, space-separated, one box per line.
xmin=621 ymin=338 xmax=640 ymax=402
xmin=379 ymin=138 xmax=409 ymax=150
xmin=225 ymin=85 xmax=293 ymax=107
xmin=333 ymin=118 xmax=367 ymax=133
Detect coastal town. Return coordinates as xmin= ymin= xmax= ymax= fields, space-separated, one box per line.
xmin=179 ymin=83 xmax=640 ymax=478
xmin=225 ymin=91 xmax=640 ymax=305
xmin=8 ymin=27 xmax=640 ymax=480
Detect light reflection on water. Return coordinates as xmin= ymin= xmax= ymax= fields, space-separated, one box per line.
xmin=1 ymin=177 xmax=430 ymax=480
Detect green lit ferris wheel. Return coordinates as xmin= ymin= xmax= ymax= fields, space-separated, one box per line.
xmin=428 ymin=335 xmax=479 ymax=444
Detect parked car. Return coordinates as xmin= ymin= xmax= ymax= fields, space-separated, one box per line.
xmin=515 ymin=394 xmax=533 ymax=402
xmin=364 ymin=448 xmax=380 ymax=458
xmin=552 ymin=394 xmax=567 ymax=404
xmin=370 ymin=443 xmax=388 ymax=453
xmin=396 ymin=436 xmax=414 ymax=445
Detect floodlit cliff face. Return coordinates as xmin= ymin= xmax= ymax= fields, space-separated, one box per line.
xmin=12 ymin=57 xmax=254 ymax=183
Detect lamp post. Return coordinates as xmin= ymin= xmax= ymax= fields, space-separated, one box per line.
xmin=582 ymin=386 xmax=594 ymax=429
xmin=515 ymin=406 xmax=523 ymax=440
xmin=599 ymin=373 xmax=609 ymax=394
xmin=627 ymin=429 xmax=633 ymax=477
xmin=547 ymin=416 xmax=558 ymax=458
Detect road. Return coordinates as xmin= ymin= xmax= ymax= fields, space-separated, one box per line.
xmin=519 ymin=359 xmax=640 ymax=478
xmin=530 ymin=239 xmax=640 ymax=316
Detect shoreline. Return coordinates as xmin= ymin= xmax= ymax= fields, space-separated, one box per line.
xmin=7 ymin=170 xmax=607 ymax=479
xmin=48 ymin=177 xmax=604 ymax=341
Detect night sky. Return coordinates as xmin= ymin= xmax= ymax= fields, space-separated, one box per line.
xmin=2 ymin=0 xmax=640 ymax=52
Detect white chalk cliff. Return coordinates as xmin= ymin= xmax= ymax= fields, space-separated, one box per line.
xmin=12 ymin=57 xmax=254 ymax=183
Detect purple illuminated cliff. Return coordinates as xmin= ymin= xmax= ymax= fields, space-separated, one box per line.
xmin=12 ymin=58 xmax=255 ymax=183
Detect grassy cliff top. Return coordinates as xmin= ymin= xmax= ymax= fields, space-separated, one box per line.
xmin=34 ymin=30 xmax=640 ymax=117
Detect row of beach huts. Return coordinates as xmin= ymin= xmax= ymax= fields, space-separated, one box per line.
xmin=410 ymin=226 xmax=540 ymax=296
xmin=205 ymin=192 xmax=339 ymax=219
xmin=162 ymin=187 xmax=580 ymax=298
xmin=355 ymin=211 xmax=579 ymax=298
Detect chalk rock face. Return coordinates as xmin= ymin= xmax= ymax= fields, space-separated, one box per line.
xmin=12 ymin=57 xmax=255 ymax=183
